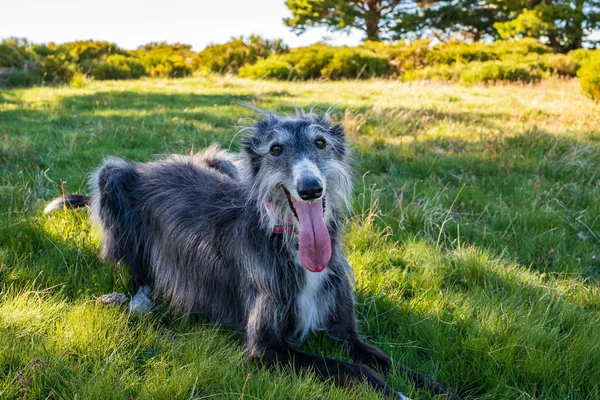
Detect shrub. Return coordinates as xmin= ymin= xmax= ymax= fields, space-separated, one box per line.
xmin=5 ymin=70 xmax=39 ymax=87
xmin=541 ymin=53 xmax=579 ymax=77
xmin=69 ymin=72 xmax=91 ymax=88
xmin=0 ymin=38 xmax=35 ymax=68
xmin=360 ymin=40 xmax=431 ymax=76
xmin=195 ymin=35 xmax=287 ymax=73
xmin=283 ymin=45 xmax=336 ymax=79
xmin=135 ymin=42 xmax=194 ymax=78
xmin=568 ymin=48 xmax=600 ymax=66
xmin=240 ymin=45 xmax=389 ymax=81
xmin=38 ymin=53 xmax=77 ymax=83
xmin=489 ymin=38 xmax=550 ymax=57
xmin=502 ymin=63 xmax=544 ymax=82
xmin=321 ymin=48 xmax=389 ymax=79
xmin=578 ymin=58 xmax=600 ymax=102
xmin=426 ymin=38 xmax=550 ymax=67
xmin=239 ymin=58 xmax=293 ymax=79
xmin=427 ymin=40 xmax=498 ymax=65
xmin=460 ymin=61 xmax=543 ymax=84
xmin=58 ymin=40 xmax=123 ymax=73
xmin=92 ymin=55 xmax=146 ymax=80
xmin=195 ymin=39 xmax=250 ymax=73
xmin=145 ymin=54 xmax=192 ymax=78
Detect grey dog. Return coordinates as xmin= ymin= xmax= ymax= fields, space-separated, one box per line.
xmin=45 ymin=106 xmax=460 ymax=400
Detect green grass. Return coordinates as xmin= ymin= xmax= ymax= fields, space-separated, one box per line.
xmin=1 ymin=76 xmax=600 ymax=399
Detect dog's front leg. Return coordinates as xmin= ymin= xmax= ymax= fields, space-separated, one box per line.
xmin=325 ymin=270 xmax=392 ymax=371
xmin=328 ymin=314 xmax=393 ymax=372
xmin=326 ymin=262 xmax=461 ymax=400
xmin=245 ymin=294 xmax=395 ymax=397
xmin=256 ymin=346 xmax=396 ymax=397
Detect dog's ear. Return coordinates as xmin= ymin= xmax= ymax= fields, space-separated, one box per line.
xmin=242 ymin=134 xmax=262 ymax=176
xmin=315 ymin=114 xmax=346 ymax=141
xmin=330 ymin=123 xmax=346 ymax=139
xmin=253 ymin=117 xmax=277 ymax=137
xmin=241 ymin=115 xmax=281 ymax=176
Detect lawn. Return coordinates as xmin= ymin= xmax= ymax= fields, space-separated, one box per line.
xmin=1 ymin=76 xmax=600 ymax=399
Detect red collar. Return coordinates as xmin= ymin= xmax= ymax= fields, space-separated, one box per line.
xmin=265 ymin=201 xmax=297 ymax=234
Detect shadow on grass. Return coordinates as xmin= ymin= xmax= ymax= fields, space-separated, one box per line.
xmin=347 ymin=274 xmax=599 ymax=399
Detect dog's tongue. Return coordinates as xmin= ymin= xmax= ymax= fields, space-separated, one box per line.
xmin=292 ymin=198 xmax=331 ymax=272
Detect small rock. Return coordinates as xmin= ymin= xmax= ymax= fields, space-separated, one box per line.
xmin=99 ymin=292 xmax=129 ymax=306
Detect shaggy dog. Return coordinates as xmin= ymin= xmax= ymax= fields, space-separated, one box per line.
xmin=46 ymin=107 xmax=460 ymax=400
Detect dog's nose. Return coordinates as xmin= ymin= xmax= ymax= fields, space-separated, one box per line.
xmin=297 ymin=177 xmax=323 ymax=201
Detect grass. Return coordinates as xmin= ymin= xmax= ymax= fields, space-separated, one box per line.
xmin=1 ymin=76 xmax=599 ymax=399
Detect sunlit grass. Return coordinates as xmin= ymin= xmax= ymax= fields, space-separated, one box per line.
xmin=1 ymin=76 xmax=599 ymax=399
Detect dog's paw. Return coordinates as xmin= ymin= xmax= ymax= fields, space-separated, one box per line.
xmin=128 ymin=286 xmax=153 ymax=313
xmin=349 ymin=341 xmax=392 ymax=372
xmin=99 ymin=292 xmax=129 ymax=306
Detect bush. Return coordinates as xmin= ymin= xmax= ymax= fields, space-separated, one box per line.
xmin=239 ymin=58 xmax=293 ymax=79
xmin=58 ymin=41 xmax=123 ymax=72
xmin=460 ymin=61 xmax=543 ymax=84
xmin=489 ymin=38 xmax=550 ymax=57
xmin=69 ymin=72 xmax=91 ymax=88
xmin=5 ymin=70 xmax=39 ymax=87
xmin=135 ymin=42 xmax=194 ymax=78
xmin=195 ymin=36 xmax=287 ymax=73
xmin=0 ymin=38 xmax=35 ymax=68
xmin=541 ymin=54 xmax=579 ymax=77
xmin=427 ymin=40 xmax=498 ymax=65
xmin=38 ymin=53 xmax=77 ymax=83
xmin=1 ymin=37 xmax=593 ymax=87
xmin=568 ymin=48 xmax=600 ymax=66
xmin=92 ymin=55 xmax=146 ymax=80
xmin=282 ymin=45 xmax=336 ymax=79
xmin=321 ymin=48 xmax=389 ymax=79
xmin=146 ymin=54 xmax=192 ymax=78
xmin=426 ymin=38 xmax=550 ymax=66
xmin=502 ymin=63 xmax=544 ymax=82
xmin=360 ymin=40 xmax=431 ymax=76
xmin=578 ymin=58 xmax=600 ymax=102
xmin=240 ymin=45 xmax=389 ymax=81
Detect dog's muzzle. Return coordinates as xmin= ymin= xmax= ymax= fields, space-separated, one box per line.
xmin=297 ymin=176 xmax=323 ymax=201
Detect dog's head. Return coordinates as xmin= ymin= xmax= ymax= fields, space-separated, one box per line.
xmin=241 ymin=107 xmax=352 ymax=272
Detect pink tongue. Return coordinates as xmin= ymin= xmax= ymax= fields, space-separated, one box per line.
xmin=292 ymin=198 xmax=331 ymax=272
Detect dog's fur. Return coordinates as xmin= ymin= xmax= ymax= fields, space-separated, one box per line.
xmin=46 ymin=107 xmax=460 ymax=400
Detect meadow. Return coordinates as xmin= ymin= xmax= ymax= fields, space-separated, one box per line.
xmin=1 ymin=76 xmax=600 ymax=399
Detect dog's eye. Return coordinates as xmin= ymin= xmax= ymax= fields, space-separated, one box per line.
xmin=315 ymin=138 xmax=326 ymax=148
xmin=270 ymin=144 xmax=283 ymax=155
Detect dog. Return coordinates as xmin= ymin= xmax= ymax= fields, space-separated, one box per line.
xmin=45 ymin=106 xmax=460 ymax=400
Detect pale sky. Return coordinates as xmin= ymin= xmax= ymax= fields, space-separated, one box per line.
xmin=2 ymin=0 xmax=365 ymax=50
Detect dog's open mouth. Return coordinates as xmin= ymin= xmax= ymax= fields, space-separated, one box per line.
xmin=281 ymin=186 xmax=331 ymax=273
xmin=281 ymin=186 xmax=326 ymax=220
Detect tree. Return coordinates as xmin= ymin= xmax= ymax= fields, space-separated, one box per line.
xmin=284 ymin=0 xmax=600 ymax=50
xmin=284 ymin=0 xmax=416 ymax=41
xmin=404 ymin=0 xmax=511 ymax=41
xmin=494 ymin=1 xmax=600 ymax=51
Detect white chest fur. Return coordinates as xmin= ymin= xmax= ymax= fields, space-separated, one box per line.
xmin=295 ymin=266 xmax=332 ymax=340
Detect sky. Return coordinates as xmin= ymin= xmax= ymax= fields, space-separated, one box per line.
xmin=2 ymin=0 xmax=365 ymax=50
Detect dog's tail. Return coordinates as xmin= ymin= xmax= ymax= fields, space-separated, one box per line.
xmin=43 ymin=194 xmax=91 ymax=214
